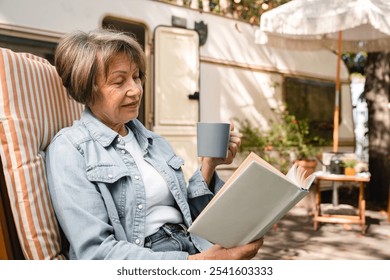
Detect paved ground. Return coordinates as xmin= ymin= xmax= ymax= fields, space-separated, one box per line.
xmin=253 ymin=205 xmax=390 ymax=260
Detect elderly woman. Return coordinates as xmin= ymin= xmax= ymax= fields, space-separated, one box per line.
xmin=46 ymin=29 xmax=263 ymax=260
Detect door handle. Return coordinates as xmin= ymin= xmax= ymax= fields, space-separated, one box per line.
xmin=188 ymin=91 xmax=200 ymax=100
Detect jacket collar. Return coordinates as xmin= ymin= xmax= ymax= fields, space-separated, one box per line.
xmin=80 ymin=107 xmax=153 ymax=149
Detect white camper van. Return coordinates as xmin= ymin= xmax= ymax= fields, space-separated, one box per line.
xmin=0 ymin=0 xmax=354 ymax=175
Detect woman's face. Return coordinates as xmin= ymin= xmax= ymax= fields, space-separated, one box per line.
xmin=89 ymin=52 xmax=143 ymax=133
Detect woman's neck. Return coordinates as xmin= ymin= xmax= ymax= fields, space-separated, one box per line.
xmin=118 ymin=125 xmax=128 ymax=136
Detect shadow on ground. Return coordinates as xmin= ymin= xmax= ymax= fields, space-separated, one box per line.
xmin=254 ymin=206 xmax=390 ymax=260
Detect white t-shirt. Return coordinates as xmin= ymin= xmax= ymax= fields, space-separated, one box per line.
xmin=122 ymin=129 xmax=183 ymax=237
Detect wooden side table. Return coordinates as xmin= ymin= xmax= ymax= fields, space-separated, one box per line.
xmin=314 ymin=173 xmax=370 ymax=233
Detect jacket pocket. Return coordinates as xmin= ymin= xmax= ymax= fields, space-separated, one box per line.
xmin=86 ymin=163 xmax=130 ymax=219
xmin=167 ymin=155 xmax=184 ymax=171
xmin=86 ymin=163 xmax=129 ymax=183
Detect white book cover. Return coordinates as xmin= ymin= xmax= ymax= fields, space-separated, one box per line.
xmin=188 ymin=152 xmax=316 ymax=248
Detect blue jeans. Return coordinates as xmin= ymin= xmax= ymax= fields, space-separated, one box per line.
xmin=144 ymin=224 xmax=199 ymax=255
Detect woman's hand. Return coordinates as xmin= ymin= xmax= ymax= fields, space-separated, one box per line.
xmin=201 ymin=122 xmax=242 ymax=185
xmin=188 ymin=238 xmax=264 ymax=260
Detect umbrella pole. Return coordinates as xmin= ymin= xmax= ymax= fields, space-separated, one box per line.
xmin=333 ymin=31 xmax=342 ymax=153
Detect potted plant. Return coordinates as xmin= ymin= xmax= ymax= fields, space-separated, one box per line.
xmin=341 ymin=158 xmax=358 ymax=176
xmin=237 ymin=110 xmax=326 ymax=176
xmin=266 ymin=111 xmax=325 ymax=177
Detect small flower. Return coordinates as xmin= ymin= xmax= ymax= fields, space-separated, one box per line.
xmin=264 ymin=145 xmax=273 ymax=151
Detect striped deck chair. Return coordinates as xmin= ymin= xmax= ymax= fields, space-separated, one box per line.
xmin=0 ymin=47 xmax=83 ymax=259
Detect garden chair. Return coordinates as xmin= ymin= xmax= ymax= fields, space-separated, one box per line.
xmin=0 ymin=47 xmax=83 ymax=259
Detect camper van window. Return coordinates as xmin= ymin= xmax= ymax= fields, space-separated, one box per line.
xmin=0 ymin=35 xmax=56 ymax=64
xmin=102 ymin=17 xmax=146 ymax=50
xmin=284 ymin=77 xmax=337 ymax=142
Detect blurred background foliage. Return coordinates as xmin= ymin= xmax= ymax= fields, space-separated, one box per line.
xmin=160 ymin=1 xmax=289 ymax=24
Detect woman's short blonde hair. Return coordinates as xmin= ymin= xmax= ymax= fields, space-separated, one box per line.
xmin=55 ymin=28 xmax=146 ymax=105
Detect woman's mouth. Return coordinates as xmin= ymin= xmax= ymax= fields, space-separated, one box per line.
xmin=123 ymin=101 xmax=139 ymax=108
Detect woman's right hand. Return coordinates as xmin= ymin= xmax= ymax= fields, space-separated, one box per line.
xmin=188 ymin=238 xmax=264 ymax=260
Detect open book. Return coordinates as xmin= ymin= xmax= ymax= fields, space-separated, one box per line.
xmin=188 ymin=152 xmax=316 ymax=248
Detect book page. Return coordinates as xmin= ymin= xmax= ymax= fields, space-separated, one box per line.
xmin=303 ymin=173 xmax=316 ymax=189
xmin=254 ymin=154 xmax=316 ymax=189
xmin=286 ymin=163 xmax=316 ymax=190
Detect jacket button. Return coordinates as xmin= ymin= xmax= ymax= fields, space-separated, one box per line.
xmin=135 ymin=239 xmax=141 ymax=245
xmin=108 ymin=174 xmax=113 ymax=179
xmin=138 ymin=204 xmax=143 ymax=210
xmin=134 ymin=175 xmax=140 ymax=180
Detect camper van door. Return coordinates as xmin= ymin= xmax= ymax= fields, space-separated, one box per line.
xmin=153 ymin=26 xmax=200 ymax=179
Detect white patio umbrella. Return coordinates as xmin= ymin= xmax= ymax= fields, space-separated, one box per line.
xmin=257 ymin=0 xmax=390 ymax=153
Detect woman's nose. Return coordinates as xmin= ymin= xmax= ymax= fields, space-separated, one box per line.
xmin=125 ymin=80 xmax=142 ymax=97
xmin=126 ymin=88 xmax=141 ymax=98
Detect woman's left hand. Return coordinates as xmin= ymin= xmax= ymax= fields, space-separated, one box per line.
xmin=200 ymin=122 xmax=242 ymax=184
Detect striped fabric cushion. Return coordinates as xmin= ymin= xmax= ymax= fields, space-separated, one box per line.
xmin=0 ymin=47 xmax=83 ymax=259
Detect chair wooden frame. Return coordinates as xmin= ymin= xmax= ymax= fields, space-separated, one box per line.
xmin=0 ymin=160 xmax=24 ymax=259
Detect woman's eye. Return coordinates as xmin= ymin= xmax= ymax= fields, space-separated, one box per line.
xmin=113 ymin=79 xmax=124 ymax=85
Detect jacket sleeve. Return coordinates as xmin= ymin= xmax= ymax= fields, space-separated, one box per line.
xmin=186 ymin=167 xmax=225 ymax=220
xmin=46 ymin=133 xmax=188 ymax=260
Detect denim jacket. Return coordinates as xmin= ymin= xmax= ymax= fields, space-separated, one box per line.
xmin=46 ymin=108 xmax=224 ymax=260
